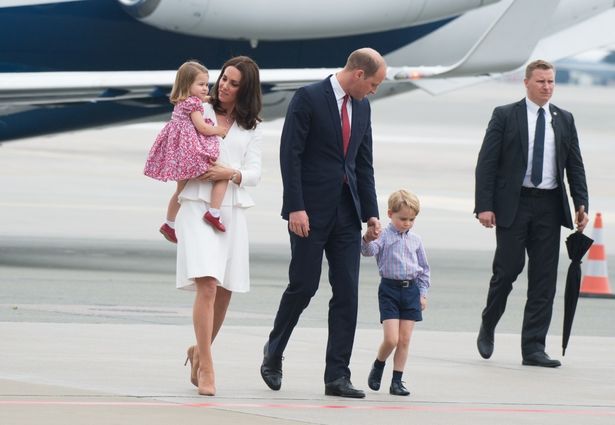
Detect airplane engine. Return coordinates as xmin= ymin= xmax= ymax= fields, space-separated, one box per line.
xmin=118 ymin=0 xmax=500 ymax=42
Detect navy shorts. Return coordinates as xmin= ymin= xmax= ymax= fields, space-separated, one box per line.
xmin=378 ymin=278 xmax=423 ymax=323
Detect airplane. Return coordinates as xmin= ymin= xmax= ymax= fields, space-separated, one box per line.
xmin=1 ymin=0 xmax=614 ymax=142
xmin=555 ymin=48 xmax=615 ymax=85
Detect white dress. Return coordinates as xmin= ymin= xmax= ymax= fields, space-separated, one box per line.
xmin=175 ymin=103 xmax=262 ymax=292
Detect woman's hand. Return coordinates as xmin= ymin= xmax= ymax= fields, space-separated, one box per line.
xmin=198 ymin=164 xmax=233 ymax=182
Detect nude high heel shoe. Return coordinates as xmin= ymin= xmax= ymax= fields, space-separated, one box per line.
xmin=197 ymin=368 xmax=216 ymax=396
xmin=184 ymin=345 xmax=199 ymax=387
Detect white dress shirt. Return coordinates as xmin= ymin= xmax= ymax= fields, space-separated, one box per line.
xmin=329 ymin=74 xmax=352 ymax=128
xmin=523 ymin=98 xmax=557 ymax=189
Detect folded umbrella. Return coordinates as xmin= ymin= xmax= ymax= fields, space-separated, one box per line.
xmin=562 ymin=231 xmax=594 ymax=356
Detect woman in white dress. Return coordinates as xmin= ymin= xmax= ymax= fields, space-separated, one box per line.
xmin=176 ymin=56 xmax=262 ymax=396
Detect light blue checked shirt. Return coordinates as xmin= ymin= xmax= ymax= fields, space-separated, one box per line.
xmin=361 ymin=223 xmax=431 ymax=297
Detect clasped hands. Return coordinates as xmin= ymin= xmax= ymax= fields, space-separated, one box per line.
xmin=363 ymin=217 xmax=381 ymax=242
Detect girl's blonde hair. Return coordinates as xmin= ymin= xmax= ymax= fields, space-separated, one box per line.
xmin=388 ymin=189 xmax=420 ymax=215
xmin=169 ymin=60 xmax=208 ymax=105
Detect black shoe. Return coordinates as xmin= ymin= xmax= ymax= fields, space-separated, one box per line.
xmin=368 ymin=364 xmax=384 ymax=391
xmin=522 ymin=352 xmax=561 ymax=368
xmin=324 ymin=377 xmax=366 ymax=398
xmin=389 ymin=380 xmax=410 ymax=396
xmin=477 ymin=324 xmax=494 ymax=359
xmin=260 ymin=342 xmax=283 ymax=390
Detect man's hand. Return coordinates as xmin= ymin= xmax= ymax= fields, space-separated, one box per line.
xmin=289 ymin=210 xmax=310 ymax=237
xmin=420 ymin=296 xmax=427 ymax=311
xmin=575 ymin=205 xmax=589 ymax=232
xmin=365 ymin=217 xmax=381 ymax=241
xmin=362 ymin=231 xmax=377 ymax=243
xmin=478 ymin=211 xmax=496 ymax=228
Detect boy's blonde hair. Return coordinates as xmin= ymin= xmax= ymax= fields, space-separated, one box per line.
xmin=388 ymin=189 xmax=420 ymax=215
xmin=169 ymin=60 xmax=208 ymax=105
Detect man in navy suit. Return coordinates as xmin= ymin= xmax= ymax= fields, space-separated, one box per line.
xmin=261 ymin=48 xmax=386 ymax=398
xmin=474 ymin=59 xmax=589 ymax=367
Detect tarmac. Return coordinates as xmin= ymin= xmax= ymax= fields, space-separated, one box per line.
xmin=1 ymin=81 xmax=615 ymax=424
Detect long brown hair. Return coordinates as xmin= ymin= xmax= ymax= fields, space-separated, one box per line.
xmin=210 ymin=56 xmax=262 ymax=130
xmin=169 ymin=61 xmax=208 ymax=105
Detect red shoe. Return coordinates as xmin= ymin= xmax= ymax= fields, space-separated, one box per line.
xmin=204 ymin=211 xmax=226 ymax=232
xmin=159 ymin=223 xmax=177 ymax=243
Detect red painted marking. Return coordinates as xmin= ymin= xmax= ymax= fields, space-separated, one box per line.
xmin=0 ymin=400 xmax=614 ymax=416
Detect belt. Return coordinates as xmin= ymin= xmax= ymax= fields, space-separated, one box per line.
xmin=381 ymin=278 xmax=415 ymax=288
xmin=520 ymin=187 xmax=558 ymax=197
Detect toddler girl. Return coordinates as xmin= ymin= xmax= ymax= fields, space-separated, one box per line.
xmin=144 ymin=61 xmax=229 ymax=242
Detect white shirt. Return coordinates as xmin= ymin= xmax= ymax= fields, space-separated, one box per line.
xmin=524 ymin=98 xmax=557 ymax=189
xmin=330 ymin=74 xmax=352 ymax=128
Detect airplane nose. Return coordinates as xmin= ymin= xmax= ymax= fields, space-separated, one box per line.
xmin=117 ymin=0 xmax=161 ymax=19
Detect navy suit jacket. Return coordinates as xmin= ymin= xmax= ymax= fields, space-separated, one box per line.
xmin=474 ymin=98 xmax=588 ymax=229
xmin=280 ymin=77 xmax=379 ymax=227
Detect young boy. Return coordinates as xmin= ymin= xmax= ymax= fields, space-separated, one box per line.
xmin=361 ymin=189 xmax=430 ymax=396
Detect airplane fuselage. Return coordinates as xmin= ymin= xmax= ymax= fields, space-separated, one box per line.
xmin=1 ymin=0 xmax=453 ymax=73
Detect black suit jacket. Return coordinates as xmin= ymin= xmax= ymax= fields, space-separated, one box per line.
xmin=474 ymin=98 xmax=588 ymax=229
xmin=280 ymin=77 xmax=379 ymax=227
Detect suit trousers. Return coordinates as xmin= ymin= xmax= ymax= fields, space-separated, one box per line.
xmin=267 ymin=185 xmax=361 ymax=383
xmin=481 ymin=188 xmax=562 ymax=356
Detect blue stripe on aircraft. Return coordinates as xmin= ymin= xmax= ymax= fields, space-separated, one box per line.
xmin=0 ymin=99 xmax=172 ymax=141
xmin=0 ymin=0 xmax=454 ymax=72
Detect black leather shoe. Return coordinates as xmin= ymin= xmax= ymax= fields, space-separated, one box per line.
xmin=325 ymin=377 xmax=365 ymax=398
xmin=260 ymin=342 xmax=283 ymax=390
xmin=522 ymin=352 xmax=561 ymax=368
xmin=389 ymin=380 xmax=410 ymax=396
xmin=477 ymin=324 xmax=494 ymax=359
xmin=368 ymin=364 xmax=384 ymax=391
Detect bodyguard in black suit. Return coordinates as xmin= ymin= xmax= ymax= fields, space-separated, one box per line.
xmin=474 ymin=60 xmax=589 ymax=367
xmin=261 ymin=48 xmax=386 ymax=397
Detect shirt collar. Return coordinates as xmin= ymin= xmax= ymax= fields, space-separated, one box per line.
xmin=329 ymin=74 xmax=347 ymax=101
xmin=526 ymin=97 xmax=550 ymax=116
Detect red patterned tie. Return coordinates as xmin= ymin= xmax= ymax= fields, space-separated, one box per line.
xmin=341 ymin=94 xmax=350 ymax=156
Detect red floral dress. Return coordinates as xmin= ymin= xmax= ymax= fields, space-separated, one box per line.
xmin=144 ymin=96 xmax=220 ymax=181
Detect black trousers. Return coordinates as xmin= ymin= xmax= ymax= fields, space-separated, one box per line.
xmin=267 ymin=185 xmax=361 ymax=383
xmin=481 ymin=188 xmax=563 ymax=356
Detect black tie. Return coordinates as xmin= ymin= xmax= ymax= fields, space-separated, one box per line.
xmin=531 ymin=107 xmax=545 ymax=186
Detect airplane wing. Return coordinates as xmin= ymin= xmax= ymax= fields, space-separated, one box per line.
xmin=531 ymin=8 xmax=615 ymax=65
xmin=387 ymin=0 xmax=615 ymax=95
xmin=0 ymin=67 xmax=422 ymax=141
xmin=0 ymin=71 xmax=177 ymax=106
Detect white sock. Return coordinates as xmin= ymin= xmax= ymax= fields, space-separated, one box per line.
xmin=209 ymin=208 xmax=220 ymax=218
xmin=166 ymin=220 xmax=175 ymax=229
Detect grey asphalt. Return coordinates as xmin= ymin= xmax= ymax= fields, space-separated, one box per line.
xmin=1 ymin=81 xmax=615 ymax=424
